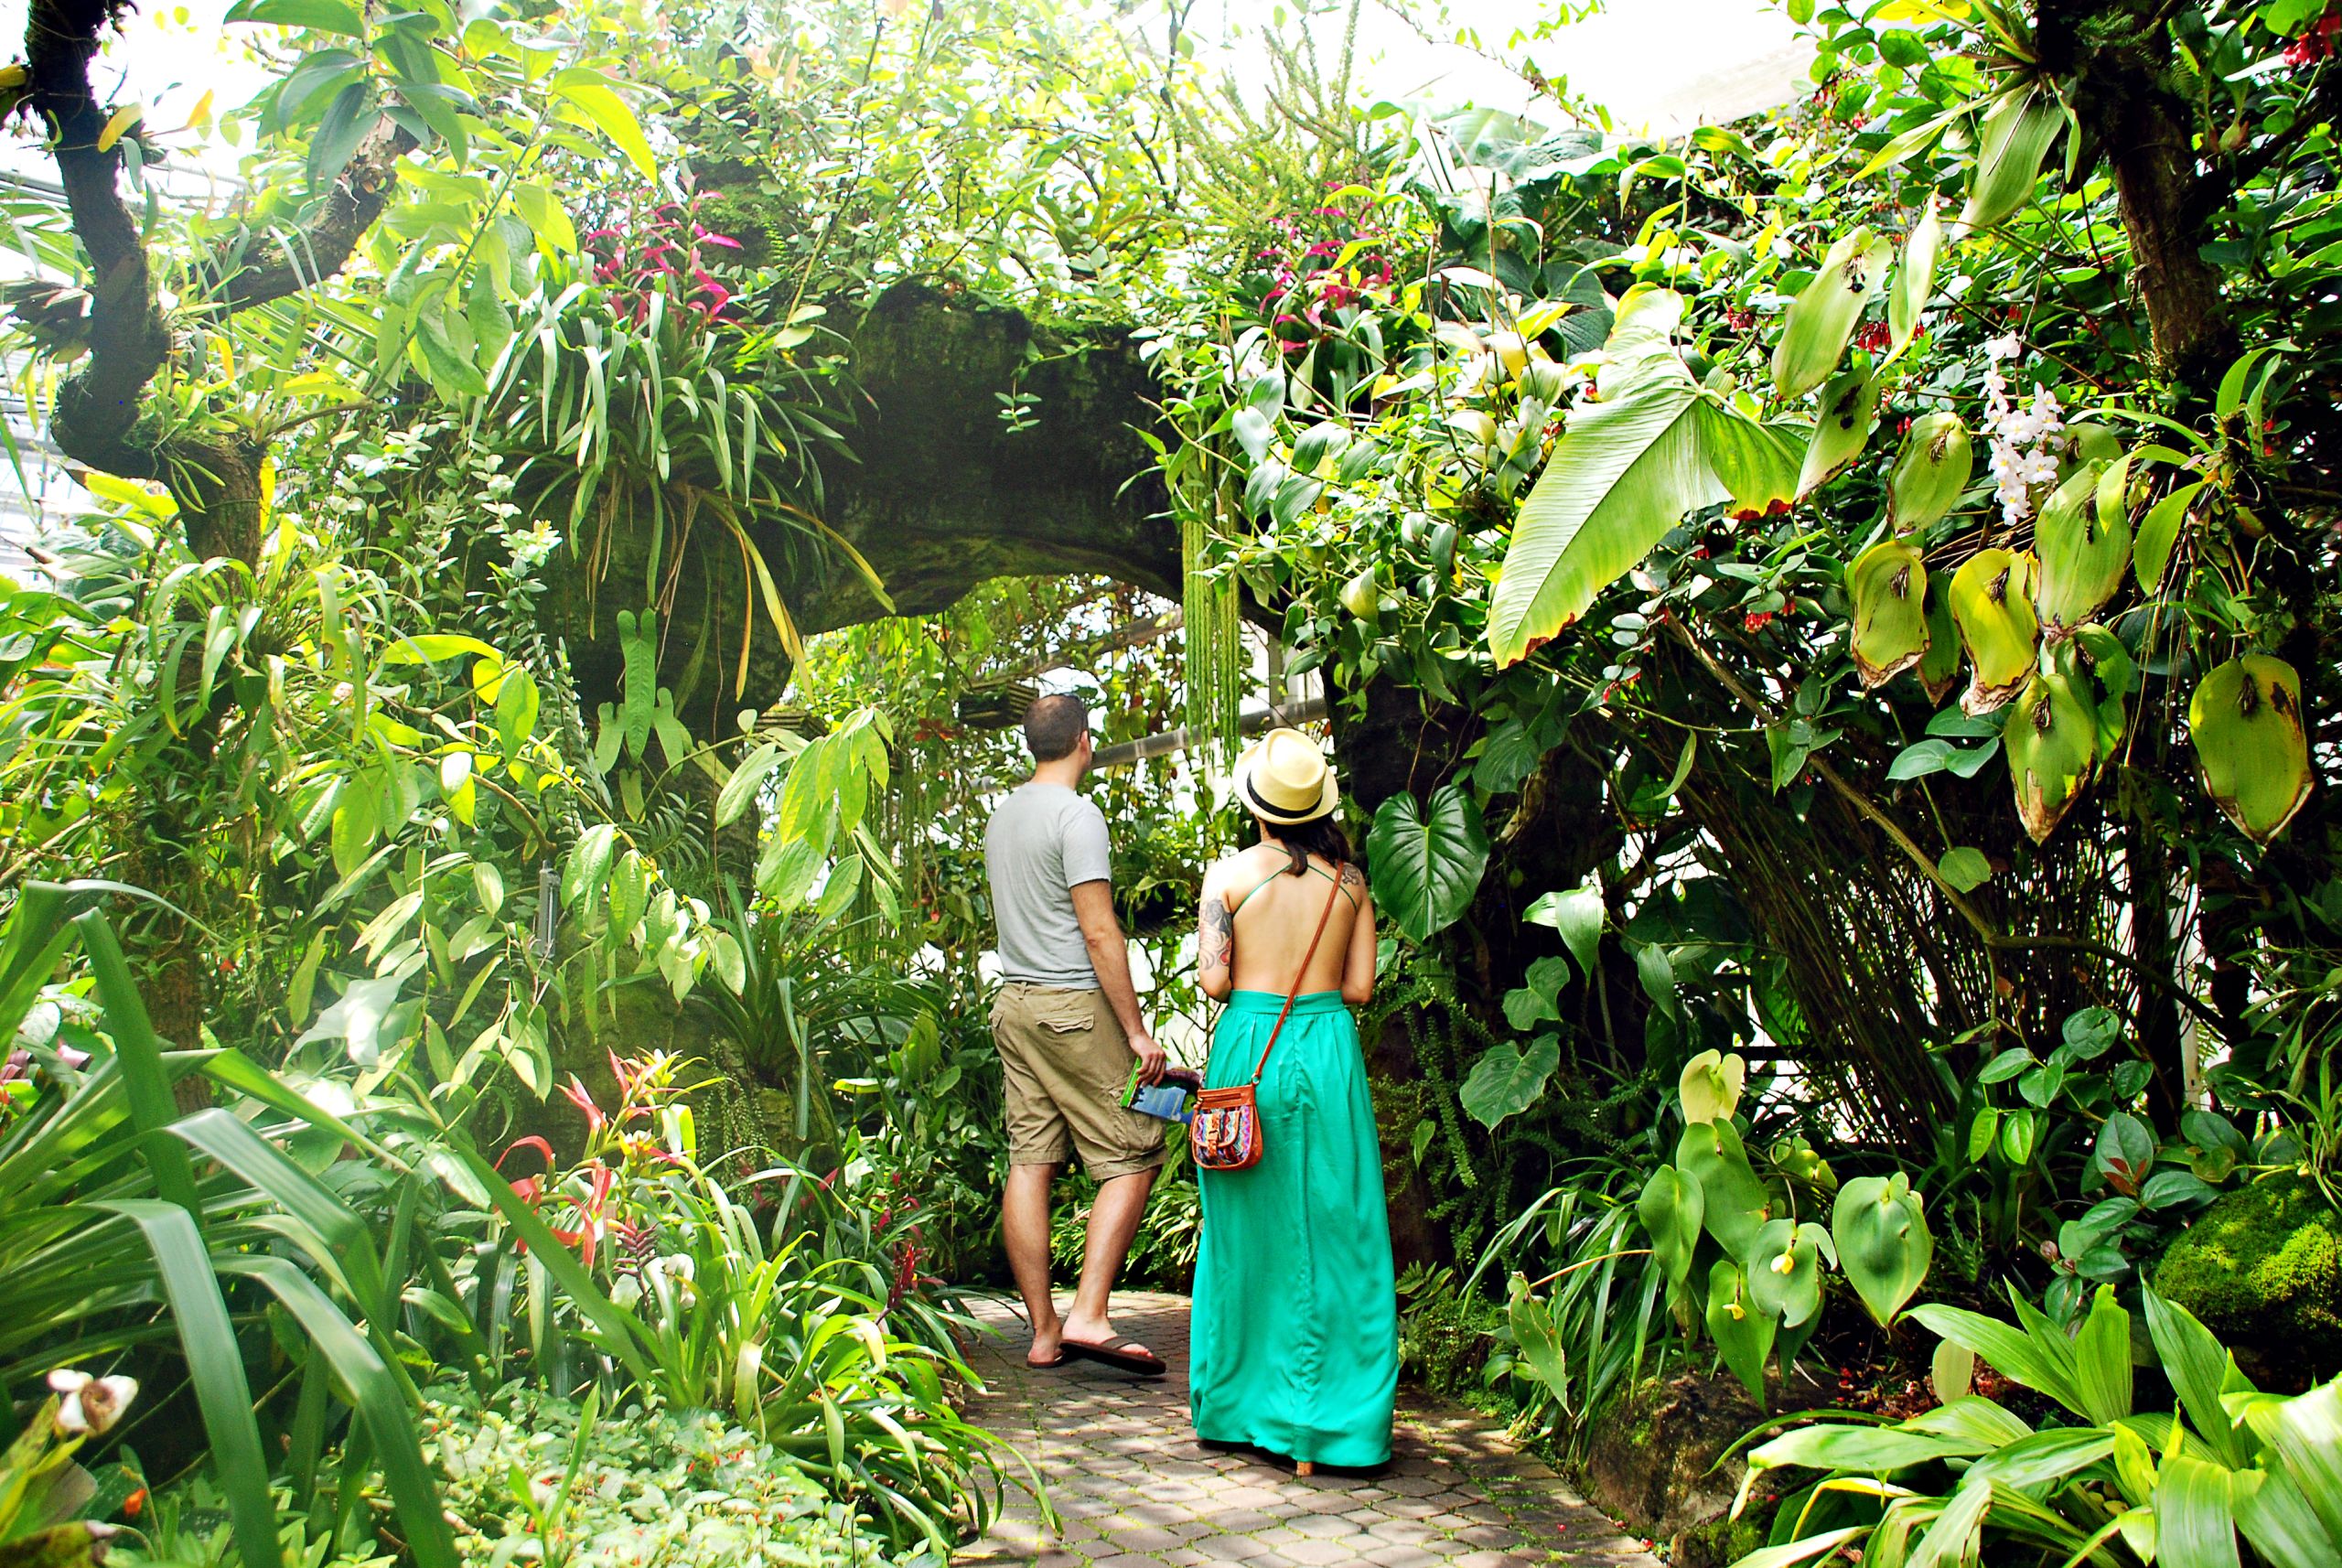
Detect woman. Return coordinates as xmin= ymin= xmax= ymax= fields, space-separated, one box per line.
xmin=1187 ymin=727 xmax=1397 ymax=1474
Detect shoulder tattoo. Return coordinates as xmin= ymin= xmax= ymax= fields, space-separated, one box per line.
xmin=1340 ymin=862 xmax=1366 ymax=891
xmin=1201 ymin=893 xmax=1235 ymax=970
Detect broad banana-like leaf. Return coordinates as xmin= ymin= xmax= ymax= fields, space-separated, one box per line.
xmin=1832 ymin=1172 xmax=1933 ymax=1327
xmin=1887 ymin=412 xmax=1972 ymax=532
xmin=2189 ymin=654 xmax=2313 ymax=842
xmin=1796 ymin=370 xmax=1878 ymax=498
xmin=2006 ymin=664 xmax=2099 ymax=842
xmin=1695 ymin=402 xmax=1802 ymax=517
xmin=1771 ymin=226 xmax=1892 ymax=402
xmin=1488 ymin=337 xmax=1727 ymax=666
xmin=1889 ymin=201 xmax=1941 ymax=350
xmin=1705 ymin=1258 xmax=1778 ymax=1404
xmin=1949 ymin=548 xmax=2041 ymax=715
xmin=2034 ymin=461 xmax=2131 ymax=635
xmin=1918 ymin=575 xmax=1961 ymax=704
xmin=1959 ymin=85 xmax=2063 ymax=234
xmin=1848 ymin=538 xmax=1930 ymax=688
xmin=1679 ymin=1047 xmax=1747 ymax=1124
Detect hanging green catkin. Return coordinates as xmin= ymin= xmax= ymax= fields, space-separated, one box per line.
xmin=1180 ymin=489 xmax=1242 ymax=769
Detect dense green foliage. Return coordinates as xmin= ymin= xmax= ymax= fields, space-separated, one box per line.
xmin=5 ymin=0 xmax=2342 ymax=1564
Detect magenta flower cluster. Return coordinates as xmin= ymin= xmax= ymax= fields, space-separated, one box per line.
xmin=583 ymin=199 xmax=746 ymax=328
xmin=1252 ymin=183 xmax=1398 ymax=354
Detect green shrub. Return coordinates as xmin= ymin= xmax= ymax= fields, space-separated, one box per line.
xmin=422 ymin=1383 xmax=896 ymax=1568
xmin=2154 ymin=1172 xmax=2342 ymax=1380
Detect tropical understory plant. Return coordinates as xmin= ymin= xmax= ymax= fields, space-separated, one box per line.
xmin=1735 ymin=1285 xmax=2342 ymax=1568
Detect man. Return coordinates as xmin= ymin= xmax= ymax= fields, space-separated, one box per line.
xmin=983 ymin=693 xmax=1170 ymax=1376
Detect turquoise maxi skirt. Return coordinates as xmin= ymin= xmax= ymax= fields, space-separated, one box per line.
xmin=1189 ymin=990 xmax=1398 ymax=1467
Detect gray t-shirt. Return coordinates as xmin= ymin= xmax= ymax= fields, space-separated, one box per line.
xmin=983 ymin=782 xmax=1112 ymax=988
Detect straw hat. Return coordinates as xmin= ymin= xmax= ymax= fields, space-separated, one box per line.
xmin=1231 ymin=728 xmax=1339 ymax=825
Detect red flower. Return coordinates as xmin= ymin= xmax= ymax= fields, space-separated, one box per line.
xmin=563 ymin=1075 xmax=606 ymax=1140
xmin=1744 ymin=611 xmax=1775 ymax=633
xmin=498 ymin=1135 xmax=557 ymax=1173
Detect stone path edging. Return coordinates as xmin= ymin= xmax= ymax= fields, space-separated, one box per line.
xmin=956 ymin=1293 xmax=1661 ymax=1568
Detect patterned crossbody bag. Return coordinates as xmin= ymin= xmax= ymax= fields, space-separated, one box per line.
xmin=1189 ymin=874 xmax=1345 ymax=1173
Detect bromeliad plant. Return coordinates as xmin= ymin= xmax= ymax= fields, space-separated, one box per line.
xmin=1732 ymin=1285 xmax=2342 ymax=1568
xmin=478 ymin=1049 xmax=1028 ymax=1555
xmin=1627 ymin=1051 xmax=1935 ymax=1406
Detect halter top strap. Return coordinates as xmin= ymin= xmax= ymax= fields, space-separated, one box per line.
xmin=1227 ymin=856 xmax=1358 ymax=916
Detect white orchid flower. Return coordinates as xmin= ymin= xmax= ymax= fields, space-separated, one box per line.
xmin=48 ymin=1369 xmax=138 ymax=1435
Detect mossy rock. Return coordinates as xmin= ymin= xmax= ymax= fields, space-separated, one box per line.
xmin=2154 ymin=1172 xmax=2342 ymax=1389
xmin=1582 ymin=1370 xmax=1808 ymax=1563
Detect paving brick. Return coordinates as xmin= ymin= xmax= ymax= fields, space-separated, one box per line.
xmin=956 ymin=1292 xmax=1659 ymax=1568
xmin=1286 ymin=1514 xmax=1367 ymax=1540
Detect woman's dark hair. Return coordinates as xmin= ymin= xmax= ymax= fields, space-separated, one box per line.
xmin=1257 ymin=813 xmax=1354 ymax=877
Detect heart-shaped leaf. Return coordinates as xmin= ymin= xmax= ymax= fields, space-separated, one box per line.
xmin=1524 ymin=877 xmax=1604 ymax=982
xmin=1508 ymin=1276 xmax=1573 ymax=1407
xmin=1679 ymin=1119 xmax=1773 ymax=1258
xmin=1367 ymin=784 xmax=1491 ymax=943
xmin=1832 ymin=1172 xmax=1934 ymax=1326
xmin=1705 ymin=1258 xmax=1778 ymax=1404
xmin=1637 ymin=1164 xmax=1704 ymax=1288
xmin=1747 ymin=1218 xmax=1832 ymax=1329
xmin=1458 ymin=1034 xmax=1559 ymax=1130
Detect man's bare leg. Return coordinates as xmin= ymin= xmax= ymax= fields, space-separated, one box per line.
xmin=1004 ymin=1161 xmax=1064 ymax=1366
xmin=1060 ymin=1165 xmax=1157 ymax=1355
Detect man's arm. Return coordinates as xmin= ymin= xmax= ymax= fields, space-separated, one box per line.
xmin=1071 ymin=879 xmax=1166 ymax=1083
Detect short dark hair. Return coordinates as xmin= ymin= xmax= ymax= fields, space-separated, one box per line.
xmin=1023 ymin=694 xmax=1090 ymax=761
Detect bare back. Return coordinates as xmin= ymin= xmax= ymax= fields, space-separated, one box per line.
xmin=1198 ymin=843 xmax=1376 ymax=1004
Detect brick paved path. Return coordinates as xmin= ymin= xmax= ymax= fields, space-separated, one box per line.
xmin=957 ymin=1293 xmax=1660 ymax=1568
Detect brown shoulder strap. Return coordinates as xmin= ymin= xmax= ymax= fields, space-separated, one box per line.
xmin=1247 ymin=873 xmax=1347 ymax=1088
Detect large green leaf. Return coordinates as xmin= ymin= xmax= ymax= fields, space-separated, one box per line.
xmin=1488 ymin=295 xmax=1729 ymax=666
xmin=2249 ymin=1377 xmax=2342 ymax=1550
xmin=1704 ymin=1258 xmax=1777 ymax=1403
xmin=1832 ymin=1172 xmax=1932 ymax=1327
xmin=1507 ymin=1276 xmax=1572 ymax=1407
xmin=1637 ymin=1164 xmax=1704 ymax=1287
xmin=1523 ymin=876 xmax=1603 ymax=980
xmin=1366 ymin=784 xmax=1489 ymax=943
xmin=2143 ymin=1288 xmax=2253 ymax=1467
xmin=1911 ymin=1301 xmax=2086 ymax=1417
xmin=1678 ymin=1119 xmax=1773 ymax=1258
xmin=1746 ymin=1219 xmax=1830 ymax=1329
xmin=2156 ymin=1454 xmax=2243 ymax=1568
xmin=1458 ymin=1035 xmax=1558 ymax=1129
xmin=99 ymin=1200 xmax=279 ymax=1568
xmin=2189 ymin=654 xmax=2314 ymax=843
xmin=216 ymin=1256 xmax=458 ymax=1568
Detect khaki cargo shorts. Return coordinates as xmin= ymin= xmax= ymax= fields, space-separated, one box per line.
xmin=990 ymin=983 xmax=1167 ymax=1181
